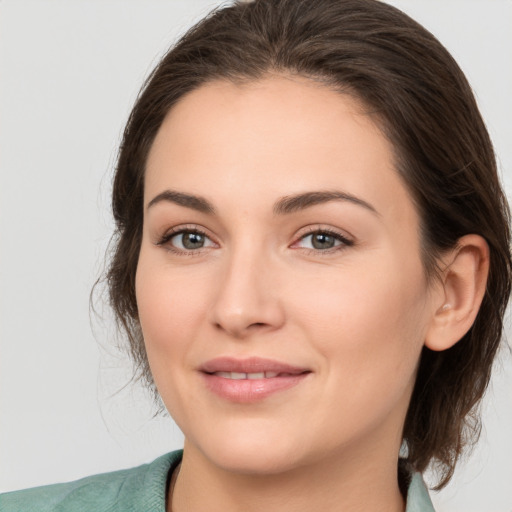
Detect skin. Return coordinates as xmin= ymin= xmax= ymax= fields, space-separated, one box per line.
xmin=135 ymin=74 xmax=488 ymax=512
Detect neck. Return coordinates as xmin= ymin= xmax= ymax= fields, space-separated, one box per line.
xmin=170 ymin=441 xmax=405 ymax=512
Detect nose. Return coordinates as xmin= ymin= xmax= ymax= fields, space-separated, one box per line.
xmin=208 ymin=247 xmax=286 ymax=339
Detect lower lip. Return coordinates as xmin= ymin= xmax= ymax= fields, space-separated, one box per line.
xmin=201 ymin=373 xmax=310 ymax=403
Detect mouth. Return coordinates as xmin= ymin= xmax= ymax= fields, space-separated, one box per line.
xmin=200 ymin=357 xmax=311 ymax=403
xmin=209 ymin=371 xmax=297 ymax=379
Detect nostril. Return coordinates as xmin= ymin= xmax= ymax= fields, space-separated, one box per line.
xmin=248 ymin=322 xmax=267 ymax=329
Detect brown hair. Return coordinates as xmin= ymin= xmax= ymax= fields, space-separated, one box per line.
xmin=105 ymin=0 xmax=511 ymax=488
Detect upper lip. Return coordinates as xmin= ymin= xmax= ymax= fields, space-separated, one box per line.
xmin=200 ymin=357 xmax=310 ymax=375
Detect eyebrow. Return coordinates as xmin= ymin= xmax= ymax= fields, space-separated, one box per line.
xmin=147 ymin=189 xmax=379 ymax=216
xmin=273 ymin=190 xmax=379 ymax=216
xmin=147 ymin=190 xmax=216 ymax=214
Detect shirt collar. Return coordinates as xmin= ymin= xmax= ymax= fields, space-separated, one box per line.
xmin=405 ymin=472 xmax=436 ymax=512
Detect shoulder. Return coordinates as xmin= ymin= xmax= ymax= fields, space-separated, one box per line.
xmin=0 ymin=450 xmax=182 ymax=512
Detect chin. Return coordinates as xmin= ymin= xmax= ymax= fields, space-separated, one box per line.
xmin=190 ymin=428 xmax=309 ymax=476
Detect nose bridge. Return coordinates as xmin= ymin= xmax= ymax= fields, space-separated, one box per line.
xmin=209 ymin=237 xmax=284 ymax=337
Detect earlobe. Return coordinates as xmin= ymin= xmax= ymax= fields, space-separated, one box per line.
xmin=425 ymin=234 xmax=489 ymax=352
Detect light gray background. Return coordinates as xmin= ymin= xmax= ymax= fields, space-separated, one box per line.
xmin=1 ymin=1 xmax=511 ymax=510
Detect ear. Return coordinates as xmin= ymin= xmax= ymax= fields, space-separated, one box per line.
xmin=425 ymin=234 xmax=489 ymax=352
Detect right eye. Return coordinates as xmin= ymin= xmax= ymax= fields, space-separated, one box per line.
xmin=157 ymin=228 xmax=216 ymax=254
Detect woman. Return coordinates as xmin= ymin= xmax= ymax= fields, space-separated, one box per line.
xmin=1 ymin=0 xmax=510 ymax=510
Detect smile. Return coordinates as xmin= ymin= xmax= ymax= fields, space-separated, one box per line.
xmin=212 ymin=371 xmax=290 ymax=379
xmin=200 ymin=357 xmax=311 ymax=403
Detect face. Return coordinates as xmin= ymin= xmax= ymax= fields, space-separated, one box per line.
xmin=136 ymin=75 xmax=437 ymax=475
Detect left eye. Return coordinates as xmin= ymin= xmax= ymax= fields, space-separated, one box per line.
xmin=296 ymin=231 xmax=351 ymax=250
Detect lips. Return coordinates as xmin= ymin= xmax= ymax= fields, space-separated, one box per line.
xmin=200 ymin=357 xmax=311 ymax=403
xmin=201 ymin=356 xmax=308 ymax=374
xmin=211 ymin=371 xmax=281 ymax=379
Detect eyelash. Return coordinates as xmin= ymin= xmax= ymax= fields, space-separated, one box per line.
xmin=156 ymin=226 xmax=214 ymax=256
xmin=155 ymin=226 xmax=354 ymax=256
xmin=294 ymin=228 xmax=354 ymax=255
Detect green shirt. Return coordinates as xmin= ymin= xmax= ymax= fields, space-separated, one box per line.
xmin=0 ymin=450 xmax=435 ymax=511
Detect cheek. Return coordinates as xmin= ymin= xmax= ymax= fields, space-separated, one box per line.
xmin=292 ymin=254 xmax=429 ymax=387
xmin=135 ymin=256 xmax=207 ymax=371
xmin=304 ymin=267 xmax=428 ymax=439
xmin=135 ymin=255 xmax=212 ymax=424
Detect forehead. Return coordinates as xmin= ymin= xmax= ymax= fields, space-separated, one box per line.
xmin=145 ymin=74 xmax=416 ymax=225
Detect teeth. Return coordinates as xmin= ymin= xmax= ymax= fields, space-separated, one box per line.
xmin=213 ymin=371 xmax=282 ymax=379
xmin=247 ymin=372 xmax=265 ymax=379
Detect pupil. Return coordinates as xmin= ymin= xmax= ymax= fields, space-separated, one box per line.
xmin=312 ymin=233 xmax=334 ymax=249
xmin=183 ymin=232 xmax=204 ymax=249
